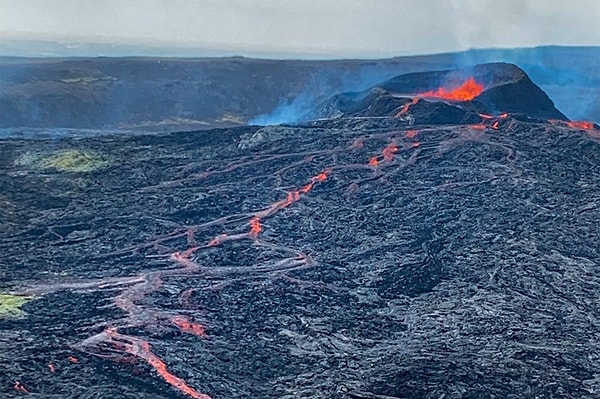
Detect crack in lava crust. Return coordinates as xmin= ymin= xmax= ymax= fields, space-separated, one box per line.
xmin=11 ymin=117 xmax=595 ymax=397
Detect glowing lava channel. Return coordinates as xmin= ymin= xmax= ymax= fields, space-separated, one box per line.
xmin=567 ymin=121 xmax=595 ymax=130
xmin=15 ymin=130 xmax=426 ymax=398
xmin=243 ymin=170 xmax=330 ymax=239
xmin=369 ymin=140 xmax=400 ymax=167
xmin=95 ymin=328 xmax=212 ymax=399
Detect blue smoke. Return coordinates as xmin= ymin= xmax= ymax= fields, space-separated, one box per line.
xmin=452 ymin=47 xmax=600 ymax=122
xmin=252 ymin=46 xmax=600 ymax=125
xmin=249 ymin=64 xmax=420 ymax=125
xmin=250 ymin=91 xmax=316 ymax=125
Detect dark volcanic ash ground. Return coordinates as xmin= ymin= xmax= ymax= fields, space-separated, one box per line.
xmin=1 ymin=66 xmax=600 ymax=399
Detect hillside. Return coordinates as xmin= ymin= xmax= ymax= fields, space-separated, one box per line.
xmin=0 ymin=46 xmax=598 ymax=131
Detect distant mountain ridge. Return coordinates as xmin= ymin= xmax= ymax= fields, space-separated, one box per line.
xmin=0 ymin=46 xmax=597 ymax=130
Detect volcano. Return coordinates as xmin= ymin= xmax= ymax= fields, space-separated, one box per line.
xmin=312 ymin=63 xmax=568 ymax=122
xmin=0 ymin=63 xmax=599 ymax=399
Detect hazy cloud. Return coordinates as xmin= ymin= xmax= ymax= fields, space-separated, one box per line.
xmin=1 ymin=0 xmax=599 ymax=57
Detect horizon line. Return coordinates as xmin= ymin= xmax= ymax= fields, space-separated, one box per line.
xmin=0 ymin=38 xmax=598 ymax=61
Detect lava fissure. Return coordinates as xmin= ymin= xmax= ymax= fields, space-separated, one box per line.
xmin=77 ymin=328 xmax=212 ymax=399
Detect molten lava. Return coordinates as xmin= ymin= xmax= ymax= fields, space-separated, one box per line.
xmin=245 ymin=169 xmax=330 ymax=238
xmin=567 ymin=121 xmax=595 ymax=130
xmin=14 ymin=381 xmax=29 ymax=393
xmin=480 ymin=113 xmax=509 ymax=120
xmin=248 ymin=217 xmax=262 ymax=238
xmin=95 ymin=328 xmax=212 ymax=399
xmin=419 ymin=77 xmax=484 ymax=101
xmin=396 ymin=97 xmax=420 ymax=116
xmin=207 ymin=234 xmax=227 ymax=247
xmin=171 ymin=316 xmax=207 ymax=337
xmin=470 ymin=124 xmax=487 ymax=130
xmin=405 ymin=130 xmax=418 ymax=139
xmin=382 ymin=142 xmax=399 ymax=162
xmin=139 ymin=340 xmax=211 ymax=399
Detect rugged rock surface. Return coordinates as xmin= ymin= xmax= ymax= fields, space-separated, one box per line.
xmin=312 ymin=63 xmax=568 ymax=121
xmin=1 ymin=102 xmax=599 ymax=399
xmin=1 ymin=46 xmax=599 ymax=130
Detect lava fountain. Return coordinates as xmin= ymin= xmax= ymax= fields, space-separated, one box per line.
xmin=418 ymin=77 xmax=484 ymax=101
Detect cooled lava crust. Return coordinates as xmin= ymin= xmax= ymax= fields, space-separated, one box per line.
xmin=313 ymin=62 xmax=568 ymax=122
xmin=0 ymin=64 xmax=598 ymax=399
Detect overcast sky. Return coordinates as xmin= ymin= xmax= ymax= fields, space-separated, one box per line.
xmin=1 ymin=0 xmax=599 ymax=57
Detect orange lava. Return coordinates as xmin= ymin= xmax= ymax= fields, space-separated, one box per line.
xmin=298 ymin=170 xmax=329 ymax=198
xmin=419 ymin=77 xmax=484 ymax=101
xmin=396 ymin=97 xmax=419 ymax=116
xmin=248 ymin=217 xmax=262 ymax=238
xmin=246 ymin=170 xmax=330 ymax=238
xmin=492 ymin=121 xmax=500 ymax=130
xmin=405 ymin=130 xmax=418 ymax=139
xmin=67 ymin=356 xmax=79 ymax=363
xmin=314 ymin=171 xmax=328 ymax=182
xmin=284 ymin=170 xmax=330 ymax=204
xmin=298 ymin=184 xmax=311 ymax=195
xmin=382 ymin=142 xmax=399 ymax=162
xmin=48 ymin=363 xmax=56 ymax=373
xmin=99 ymin=328 xmax=211 ymax=399
xmin=480 ymin=112 xmax=508 ymax=120
xmin=470 ymin=124 xmax=487 ymax=130
xmin=207 ymin=233 xmax=227 ymax=247
xmin=286 ymin=191 xmax=300 ymax=203
xmin=171 ymin=316 xmax=207 ymax=337
xmin=14 ymin=381 xmax=29 ymax=393
xmin=138 ymin=341 xmax=211 ymax=399
xmin=567 ymin=121 xmax=595 ymax=130
xmin=368 ymin=140 xmax=402 ymax=167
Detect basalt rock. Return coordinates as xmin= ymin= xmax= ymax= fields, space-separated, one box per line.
xmin=0 ymin=60 xmax=598 ymax=399
xmin=1 ymin=110 xmax=599 ymax=398
xmin=312 ymin=63 xmax=568 ymax=122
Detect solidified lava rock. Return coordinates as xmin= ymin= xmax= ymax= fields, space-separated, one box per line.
xmin=470 ymin=79 xmax=566 ymax=120
xmin=0 ymin=71 xmax=599 ymax=399
xmin=312 ymin=63 xmax=568 ymax=121
xmin=403 ymin=100 xmax=481 ymax=125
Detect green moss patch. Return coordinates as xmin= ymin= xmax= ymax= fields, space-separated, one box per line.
xmin=37 ymin=149 xmax=109 ymax=172
xmin=0 ymin=294 xmax=34 ymax=318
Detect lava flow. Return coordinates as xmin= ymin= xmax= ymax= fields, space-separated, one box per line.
xmin=396 ymin=97 xmax=419 ymax=116
xmin=7 ymin=126 xmax=468 ymax=398
xmin=14 ymin=381 xmax=29 ymax=393
xmin=248 ymin=216 xmax=262 ymax=238
xmin=567 ymin=121 xmax=595 ymax=130
xmin=82 ymin=328 xmax=212 ymax=399
xmin=549 ymin=119 xmax=597 ymax=131
xmin=419 ymin=77 xmax=484 ymax=101
xmin=171 ymin=315 xmax=207 ymax=337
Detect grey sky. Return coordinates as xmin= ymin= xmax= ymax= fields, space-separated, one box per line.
xmin=1 ymin=0 xmax=599 ymax=57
